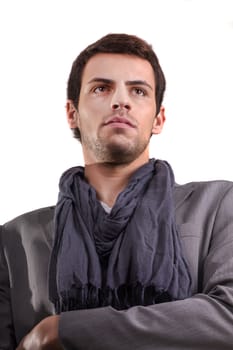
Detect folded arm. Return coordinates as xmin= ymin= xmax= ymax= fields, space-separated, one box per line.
xmin=2 ymin=184 xmax=233 ymax=349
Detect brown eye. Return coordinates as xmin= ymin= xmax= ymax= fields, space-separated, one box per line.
xmin=93 ymin=85 xmax=109 ymax=93
xmin=133 ymin=87 xmax=146 ymax=96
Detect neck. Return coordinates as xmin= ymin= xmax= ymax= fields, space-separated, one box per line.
xmin=84 ymin=157 xmax=150 ymax=207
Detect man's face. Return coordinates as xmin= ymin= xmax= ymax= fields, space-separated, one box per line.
xmin=68 ymin=53 xmax=164 ymax=164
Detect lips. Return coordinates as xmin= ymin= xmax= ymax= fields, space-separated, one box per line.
xmin=103 ymin=116 xmax=136 ymax=128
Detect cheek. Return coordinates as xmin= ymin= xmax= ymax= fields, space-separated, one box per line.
xmin=78 ymin=112 xmax=99 ymax=138
xmin=138 ymin=110 xmax=156 ymax=133
xmin=79 ymin=100 xmax=103 ymax=123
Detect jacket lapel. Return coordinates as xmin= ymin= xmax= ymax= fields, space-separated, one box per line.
xmin=174 ymin=183 xmax=195 ymax=209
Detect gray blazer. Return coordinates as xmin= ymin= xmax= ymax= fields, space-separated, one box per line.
xmin=1 ymin=180 xmax=233 ymax=349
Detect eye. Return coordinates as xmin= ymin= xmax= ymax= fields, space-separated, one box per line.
xmin=133 ymin=87 xmax=146 ymax=96
xmin=93 ymin=85 xmax=110 ymax=94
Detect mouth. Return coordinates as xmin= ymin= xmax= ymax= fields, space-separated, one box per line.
xmin=103 ymin=116 xmax=136 ymax=129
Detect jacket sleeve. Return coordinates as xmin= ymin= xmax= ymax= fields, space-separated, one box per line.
xmin=58 ymin=185 xmax=233 ymax=350
xmin=0 ymin=226 xmax=17 ymax=350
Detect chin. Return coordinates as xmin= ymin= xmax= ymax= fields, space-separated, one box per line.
xmin=93 ymin=135 xmax=149 ymax=164
xmin=103 ymin=143 xmax=146 ymax=164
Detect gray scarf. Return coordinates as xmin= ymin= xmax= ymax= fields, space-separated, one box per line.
xmin=49 ymin=159 xmax=192 ymax=313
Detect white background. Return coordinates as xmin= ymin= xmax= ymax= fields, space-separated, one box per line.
xmin=0 ymin=0 xmax=233 ymax=222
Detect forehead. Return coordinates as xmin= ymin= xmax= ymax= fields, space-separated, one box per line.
xmin=82 ymin=53 xmax=155 ymax=87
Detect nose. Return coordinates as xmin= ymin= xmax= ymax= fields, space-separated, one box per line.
xmin=112 ymin=102 xmax=130 ymax=111
xmin=111 ymin=88 xmax=131 ymax=111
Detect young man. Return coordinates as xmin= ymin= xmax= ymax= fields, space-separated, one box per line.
xmin=1 ymin=33 xmax=233 ymax=350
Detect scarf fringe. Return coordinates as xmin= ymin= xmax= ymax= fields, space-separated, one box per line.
xmin=55 ymin=283 xmax=172 ymax=313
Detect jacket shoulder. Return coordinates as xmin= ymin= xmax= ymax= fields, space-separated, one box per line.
xmin=176 ymin=179 xmax=233 ymax=191
xmin=3 ymin=206 xmax=55 ymax=232
xmin=174 ymin=180 xmax=233 ymax=211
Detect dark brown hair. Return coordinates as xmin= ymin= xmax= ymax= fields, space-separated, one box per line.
xmin=67 ymin=33 xmax=166 ymax=141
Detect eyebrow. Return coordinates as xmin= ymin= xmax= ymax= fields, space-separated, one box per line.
xmin=87 ymin=78 xmax=153 ymax=91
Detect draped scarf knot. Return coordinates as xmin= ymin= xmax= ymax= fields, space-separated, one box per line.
xmin=49 ymin=159 xmax=192 ymax=313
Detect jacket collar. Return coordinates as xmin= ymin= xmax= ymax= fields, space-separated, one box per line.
xmin=174 ymin=183 xmax=195 ymax=209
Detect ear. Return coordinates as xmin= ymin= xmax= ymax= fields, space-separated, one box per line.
xmin=152 ymin=106 xmax=166 ymax=135
xmin=66 ymin=100 xmax=79 ymax=128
